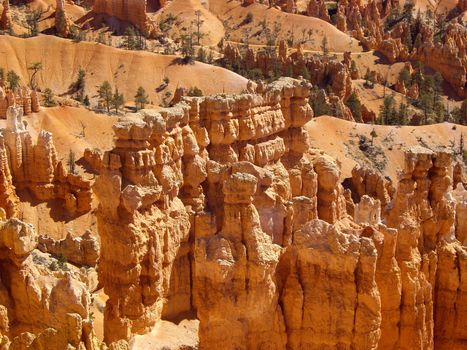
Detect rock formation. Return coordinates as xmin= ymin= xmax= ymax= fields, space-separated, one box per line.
xmin=0 ymin=87 xmax=40 ymax=119
xmin=0 ymin=210 xmax=101 ymax=349
xmin=0 ymin=106 xmax=92 ymax=216
xmin=55 ymin=0 xmax=71 ymax=37
xmin=0 ymin=0 xmax=11 ymax=31
xmin=91 ymin=79 xmax=467 ymax=348
xmin=223 ymin=43 xmax=354 ymax=105
xmin=94 ymin=77 xmax=315 ymax=342
xmin=38 ymin=230 xmax=100 ymax=267
xmin=307 ymin=0 xmax=330 ymax=22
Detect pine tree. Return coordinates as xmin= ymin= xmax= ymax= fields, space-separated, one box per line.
xmin=397 ymin=102 xmax=409 ymax=125
xmin=134 ymin=86 xmax=149 ymax=111
xmin=6 ymin=70 xmax=20 ymax=90
xmin=28 ymin=62 xmax=42 ymax=90
xmin=419 ymin=92 xmax=433 ymax=125
xmin=98 ymin=81 xmax=113 ymax=113
xmin=301 ymin=66 xmax=310 ymax=81
xmin=24 ymin=7 xmax=47 ymax=37
xmin=345 ymin=92 xmax=363 ymax=122
xmin=112 ymin=88 xmax=124 ymax=113
xmin=123 ymin=26 xmax=137 ymax=50
xmin=193 ymin=10 xmax=205 ymax=45
xmin=364 ymin=68 xmax=375 ymax=88
xmin=83 ymin=95 xmax=90 ymax=107
xmin=42 ymin=88 xmax=56 ymax=107
xmin=197 ymin=47 xmax=207 ymax=63
xmin=398 ymin=68 xmax=411 ymax=87
xmin=460 ymin=133 xmax=464 ymax=156
xmin=70 ymin=67 xmax=86 ymax=102
xmin=180 ymin=31 xmax=195 ymax=63
xmin=379 ymin=95 xmax=396 ymax=125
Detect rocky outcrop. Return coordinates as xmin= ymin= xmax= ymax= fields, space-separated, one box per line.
xmin=0 ymin=87 xmax=40 ymax=119
xmin=306 ymin=0 xmax=330 ymax=22
xmin=350 ymin=164 xmax=394 ymax=208
xmin=278 ymin=219 xmax=382 ymax=349
xmin=86 ymin=78 xmax=466 ymax=349
xmin=0 ymin=0 xmax=11 ymax=31
xmin=94 ymin=106 xmax=193 ymax=342
xmin=0 ymin=135 xmax=18 ymax=218
xmin=0 ymin=211 xmax=99 ymax=349
xmin=55 ymin=0 xmax=71 ymax=37
xmin=0 ymin=106 xmax=92 ymax=216
xmin=223 ymin=43 xmax=354 ymax=103
xmin=38 ymin=230 xmax=100 ymax=267
xmin=83 ymin=148 xmax=103 ymax=174
xmin=415 ymin=23 xmax=466 ymax=98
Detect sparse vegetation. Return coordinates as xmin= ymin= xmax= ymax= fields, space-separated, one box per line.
xmin=363 ymin=69 xmax=375 ymax=88
xmin=69 ymin=67 xmax=87 ymax=102
xmin=321 ymin=36 xmax=329 ymax=56
xmin=370 ymin=129 xmax=377 ymax=145
xmin=6 ymin=70 xmax=20 ymax=90
xmin=42 ymin=88 xmax=57 ymax=107
xmin=111 ymin=88 xmax=124 ymax=113
xmin=24 ymin=6 xmax=48 ymax=37
xmin=187 ymin=86 xmax=203 ymax=97
xmin=345 ymin=92 xmax=362 ymax=122
xmin=57 ymin=253 xmax=69 ymax=270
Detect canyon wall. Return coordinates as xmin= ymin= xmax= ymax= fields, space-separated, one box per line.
xmin=94 ymin=77 xmax=467 ymax=348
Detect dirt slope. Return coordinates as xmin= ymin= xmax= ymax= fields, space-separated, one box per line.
xmin=0 ymin=35 xmax=248 ymax=105
xmin=207 ymin=0 xmax=362 ymax=52
xmin=306 ymin=116 xmax=467 ymax=180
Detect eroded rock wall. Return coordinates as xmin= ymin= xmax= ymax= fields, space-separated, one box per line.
xmin=93 ymin=78 xmax=467 ymax=349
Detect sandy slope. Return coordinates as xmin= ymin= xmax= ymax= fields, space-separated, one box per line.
xmin=352 ymin=80 xmax=412 ymax=116
xmin=306 ymin=116 xmax=467 ymax=181
xmin=208 ymin=0 xmax=362 ymax=52
xmin=0 ymin=106 xmax=117 ymax=162
xmin=153 ymin=0 xmax=225 ymax=47
xmin=130 ymin=319 xmax=199 ymax=350
xmin=351 ymin=51 xmax=407 ymax=85
xmin=0 ymin=35 xmax=248 ymax=105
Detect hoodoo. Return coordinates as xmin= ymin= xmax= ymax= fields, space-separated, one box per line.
xmin=0 ymin=0 xmax=465 ymax=349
